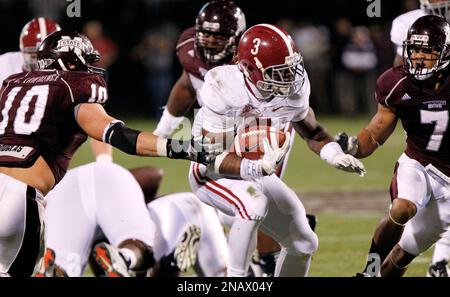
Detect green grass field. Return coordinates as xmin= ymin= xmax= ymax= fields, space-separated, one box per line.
xmin=71 ymin=116 xmax=434 ymax=277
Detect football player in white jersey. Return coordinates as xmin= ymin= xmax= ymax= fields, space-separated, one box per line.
xmin=189 ymin=24 xmax=366 ymax=277
xmin=0 ymin=17 xmax=60 ymax=84
xmin=36 ymin=159 xmax=228 ymax=277
xmin=154 ymin=1 xmax=317 ymax=276
xmin=36 ymin=161 xmax=228 ymax=276
xmin=390 ymin=0 xmax=450 ymax=276
xmin=391 ymin=0 xmax=450 ymax=67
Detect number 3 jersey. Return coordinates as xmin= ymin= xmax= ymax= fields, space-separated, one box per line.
xmin=0 ymin=70 xmax=108 ymax=183
xmin=376 ymin=66 xmax=450 ymax=176
xmin=193 ymin=65 xmax=311 ymax=138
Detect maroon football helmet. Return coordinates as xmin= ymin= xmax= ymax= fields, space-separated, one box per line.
xmin=195 ymin=0 xmax=246 ymax=64
xmin=37 ymin=30 xmax=105 ymax=76
xmin=237 ymin=24 xmax=305 ymax=99
xmin=19 ymin=17 xmax=61 ymax=70
xmin=403 ymin=15 xmax=450 ymax=81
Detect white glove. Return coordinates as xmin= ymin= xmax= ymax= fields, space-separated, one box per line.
xmin=330 ymin=153 xmax=366 ymax=176
xmin=320 ymin=142 xmax=366 ymax=176
xmin=261 ymin=131 xmax=291 ymax=175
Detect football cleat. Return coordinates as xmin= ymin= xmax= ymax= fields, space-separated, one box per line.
xmin=93 ymin=242 xmax=130 ymax=277
xmin=174 ymin=225 xmax=202 ymax=272
xmin=34 ymin=248 xmax=68 ymax=277
xmin=427 ymin=260 xmax=450 ymax=277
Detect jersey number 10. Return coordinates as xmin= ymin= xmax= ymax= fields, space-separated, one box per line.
xmin=0 ymin=85 xmax=49 ymax=136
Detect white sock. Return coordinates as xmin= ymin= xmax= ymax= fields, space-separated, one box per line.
xmin=226 ymin=218 xmax=260 ymax=277
xmin=432 ymin=239 xmax=450 ymax=264
xmin=119 ymin=248 xmax=138 ymax=269
xmin=274 ymin=247 xmax=312 ymax=277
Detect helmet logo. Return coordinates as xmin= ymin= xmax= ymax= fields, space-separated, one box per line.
xmin=56 ymin=36 xmax=85 ymax=56
xmin=250 ymin=38 xmax=261 ymax=55
xmin=202 ymin=21 xmax=220 ymax=32
xmin=411 ymin=34 xmax=429 ymax=45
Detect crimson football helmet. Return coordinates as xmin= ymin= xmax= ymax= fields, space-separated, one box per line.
xmin=403 ymin=15 xmax=450 ymax=81
xmin=195 ymin=0 xmax=246 ymax=64
xmin=237 ymin=24 xmax=305 ymax=100
xmin=420 ymin=0 xmax=450 ymax=21
xmin=19 ymin=17 xmax=61 ymax=70
xmin=37 ymin=30 xmax=105 ymax=76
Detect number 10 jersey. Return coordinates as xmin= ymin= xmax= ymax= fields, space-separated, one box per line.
xmin=0 ymin=70 xmax=108 ymax=183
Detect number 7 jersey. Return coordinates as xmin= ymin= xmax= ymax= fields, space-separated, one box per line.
xmin=376 ymin=66 xmax=449 ymax=176
xmin=0 ymin=70 xmax=108 ymax=183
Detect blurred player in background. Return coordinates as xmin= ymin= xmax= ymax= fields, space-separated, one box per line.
xmin=154 ymin=0 xmax=246 ymax=138
xmin=390 ymin=0 xmax=450 ymax=276
xmin=189 ymin=23 xmax=365 ymax=277
xmin=0 ymin=17 xmax=60 ymax=84
xmin=338 ymin=15 xmax=450 ymax=277
xmin=391 ymin=0 xmax=450 ymax=66
xmin=0 ymin=30 xmax=216 ymax=276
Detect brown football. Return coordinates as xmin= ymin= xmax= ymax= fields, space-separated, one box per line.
xmin=230 ymin=125 xmax=286 ymax=160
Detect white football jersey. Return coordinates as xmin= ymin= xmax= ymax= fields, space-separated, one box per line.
xmin=193 ymin=65 xmax=311 ymax=137
xmin=0 ymin=51 xmax=24 ymax=85
xmin=391 ymin=9 xmax=426 ymax=56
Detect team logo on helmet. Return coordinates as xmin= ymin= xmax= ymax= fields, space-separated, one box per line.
xmin=56 ymin=36 xmax=86 ymax=55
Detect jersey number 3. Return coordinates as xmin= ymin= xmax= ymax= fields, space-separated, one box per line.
xmin=0 ymin=85 xmax=49 ymax=135
xmin=420 ymin=109 xmax=449 ymax=152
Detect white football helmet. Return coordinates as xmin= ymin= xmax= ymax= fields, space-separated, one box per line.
xmin=420 ymin=0 xmax=450 ymax=21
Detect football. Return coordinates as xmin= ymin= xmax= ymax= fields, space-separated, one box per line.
xmin=230 ymin=124 xmax=286 ymax=160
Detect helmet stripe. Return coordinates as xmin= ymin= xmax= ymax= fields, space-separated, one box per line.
xmin=257 ymin=24 xmax=294 ymax=56
xmin=38 ymin=17 xmax=47 ymax=41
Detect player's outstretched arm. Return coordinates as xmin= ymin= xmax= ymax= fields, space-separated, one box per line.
xmin=335 ymin=103 xmax=398 ymax=158
xmin=76 ymin=103 xmax=217 ymax=164
xmin=293 ymin=107 xmax=366 ymax=176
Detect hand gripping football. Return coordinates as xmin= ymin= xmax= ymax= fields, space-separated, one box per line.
xmin=231 ymin=125 xmax=286 ymax=160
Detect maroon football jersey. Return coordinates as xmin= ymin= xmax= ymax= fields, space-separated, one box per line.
xmin=0 ymin=70 xmax=108 ymax=183
xmin=376 ymin=66 xmax=449 ymax=176
xmin=176 ymin=26 xmax=233 ymax=80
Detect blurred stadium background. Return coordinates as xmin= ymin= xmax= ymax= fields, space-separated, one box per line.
xmin=0 ymin=0 xmax=434 ymax=276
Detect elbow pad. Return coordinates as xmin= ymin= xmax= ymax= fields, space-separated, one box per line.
xmin=102 ymin=121 xmax=141 ymax=155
